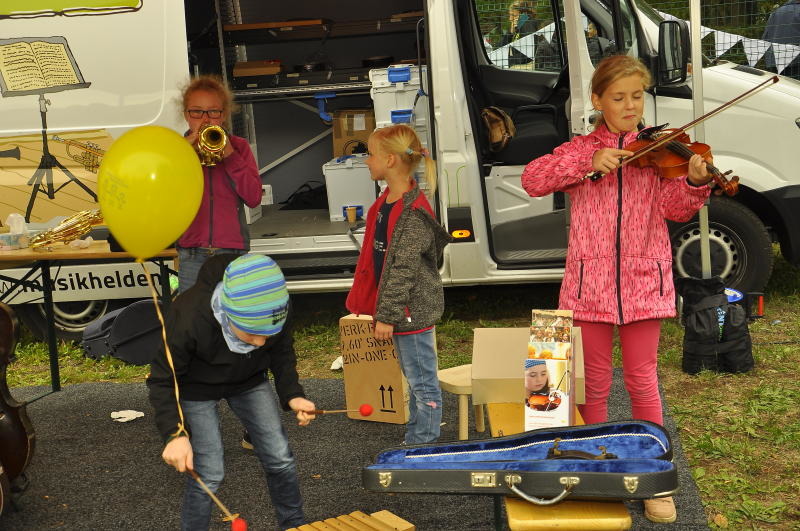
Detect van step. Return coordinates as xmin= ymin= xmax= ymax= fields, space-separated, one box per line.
xmin=271 ymin=253 xmax=359 ymax=277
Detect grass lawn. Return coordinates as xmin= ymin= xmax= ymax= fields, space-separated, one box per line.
xmin=8 ymin=249 xmax=800 ymax=529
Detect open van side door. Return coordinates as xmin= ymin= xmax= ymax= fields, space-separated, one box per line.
xmin=469 ymin=0 xmax=626 ymax=271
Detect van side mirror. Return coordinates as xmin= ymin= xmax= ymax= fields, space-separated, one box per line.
xmin=658 ymin=19 xmax=690 ymax=84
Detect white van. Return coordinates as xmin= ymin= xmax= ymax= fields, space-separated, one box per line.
xmin=0 ymin=0 xmax=797 ymax=339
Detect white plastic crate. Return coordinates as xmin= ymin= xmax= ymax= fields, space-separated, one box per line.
xmin=369 ymin=65 xmax=429 ymax=129
xmin=322 ymin=154 xmax=378 ymax=221
xmin=244 ymin=204 xmax=262 ymax=224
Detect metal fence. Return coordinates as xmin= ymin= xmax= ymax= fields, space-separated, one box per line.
xmin=474 ymin=1 xmax=800 ymax=78
xmin=647 ymin=0 xmax=799 ymax=78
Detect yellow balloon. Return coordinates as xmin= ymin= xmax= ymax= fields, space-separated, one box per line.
xmin=98 ymin=126 xmax=203 ymax=260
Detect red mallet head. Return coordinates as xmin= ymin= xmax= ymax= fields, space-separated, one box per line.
xmin=359 ymin=404 xmax=373 ymax=417
xmin=231 ymin=517 xmax=248 ymax=531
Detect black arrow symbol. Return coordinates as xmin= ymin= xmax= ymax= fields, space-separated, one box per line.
xmin=379 ymin=385 xmax=386 ymax=408
xmin=387 ymin=385 xmax=394 ymax=409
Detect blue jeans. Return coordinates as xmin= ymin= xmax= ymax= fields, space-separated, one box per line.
xmin=393 ymin=327 xmax=442 ymax=444
xmin=179 ymin=381 xmax=304 ymax=530
xmin=177 ymin=247 xmax=245 ymax=293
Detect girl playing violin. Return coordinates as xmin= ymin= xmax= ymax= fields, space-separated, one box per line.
xmin=521 ymin=55 xmax=713 ymax=524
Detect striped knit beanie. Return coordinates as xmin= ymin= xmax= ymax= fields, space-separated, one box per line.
xmin=220 ymin=254 xmax=289 ymax=335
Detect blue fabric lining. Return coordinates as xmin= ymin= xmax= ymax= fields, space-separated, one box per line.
xmin=371 ymin=421 xmax=671 ymax=471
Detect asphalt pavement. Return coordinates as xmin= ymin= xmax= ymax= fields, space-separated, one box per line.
xmin=1 ymin=371 xmax=708 ymax=530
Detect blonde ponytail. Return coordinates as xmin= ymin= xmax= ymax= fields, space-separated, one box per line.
xmin=370 ymin=124 xmax=437 ymax=195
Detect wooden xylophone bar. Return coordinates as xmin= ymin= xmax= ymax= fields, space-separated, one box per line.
xmin=288 ymin=509 xmax=414 ymax=531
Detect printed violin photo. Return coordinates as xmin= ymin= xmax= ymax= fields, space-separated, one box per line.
xmin=523 ymin=358 xmax=571 ymax=430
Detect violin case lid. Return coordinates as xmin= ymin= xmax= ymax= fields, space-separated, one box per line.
xmin=362 ymin=420 xmax=677 ymax=501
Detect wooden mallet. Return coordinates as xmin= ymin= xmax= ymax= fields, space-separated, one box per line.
xmin=310 ymin=404 xmax=373 ymax=416
xmin=186 ymin=469 xmax=247 ymax=530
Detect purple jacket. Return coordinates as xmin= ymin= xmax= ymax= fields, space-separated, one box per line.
xmin=178 ymin=134 xmax=262 ymax=250
xmin=521 ymin=125 xmax=710 ymax=324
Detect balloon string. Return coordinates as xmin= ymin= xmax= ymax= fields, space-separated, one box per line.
xmin=140 ymin=259 xmax=188 ymax=440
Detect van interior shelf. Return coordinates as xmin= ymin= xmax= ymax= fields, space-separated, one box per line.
xmin=223 ymin=17 xmax=422 ymax=46
xmin=232 ymin=82 xmax=371 ymax=102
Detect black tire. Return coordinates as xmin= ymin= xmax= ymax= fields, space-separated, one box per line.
xmin=14 ymin=298 xmax=133 ymax=343
xmin=669 ymin=196 xmax=773 ymax=294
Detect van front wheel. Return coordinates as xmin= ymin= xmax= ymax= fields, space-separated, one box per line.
xmin=14 ymin=299 xmax=132 ymax=343
xmin=669 ymin=197 xmax=773 ymax=294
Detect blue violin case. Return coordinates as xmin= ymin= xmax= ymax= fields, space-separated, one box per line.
xmin=362 ymin=420 xmax=677 ymax=504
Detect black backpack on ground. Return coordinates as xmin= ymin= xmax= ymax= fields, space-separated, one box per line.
xmin=676 ymin=276 xmax=754 ymax=375
xmin=81 ymin=300 xmax=163 ymax=366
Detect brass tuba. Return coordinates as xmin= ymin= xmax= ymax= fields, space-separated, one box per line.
xmin=196 ymin=124 xmax=227 ymax=166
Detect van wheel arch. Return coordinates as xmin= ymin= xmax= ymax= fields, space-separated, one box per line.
xmin=669 ymin=196 xmax=773 ymax=293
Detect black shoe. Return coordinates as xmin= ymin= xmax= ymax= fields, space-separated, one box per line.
xmin=241 ymin=430 xmax=253 ymax=450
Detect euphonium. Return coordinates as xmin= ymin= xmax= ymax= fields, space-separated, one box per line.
xmin=196 ymin=124 xmax=227 ymax=166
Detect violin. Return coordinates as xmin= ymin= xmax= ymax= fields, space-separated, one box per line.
xmin=624 ymin=125 xmax=739 ymax=196
xmin=587 ymin=75 xmax=780 ymax=195
xmin=527 ymin=391 xmax=562 ymax=411
xmin=0 ymin=302 xmax=36 ymax=501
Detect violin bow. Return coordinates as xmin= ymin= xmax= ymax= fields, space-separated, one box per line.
xmin=588 ymin=75 xmax=780 ymax=180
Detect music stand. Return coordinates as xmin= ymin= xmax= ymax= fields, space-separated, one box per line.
xmin=0 ymin=36 xmax=95 ymax=222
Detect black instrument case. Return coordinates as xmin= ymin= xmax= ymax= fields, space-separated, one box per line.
xmin=363 ymin=421 xmax=677 ymax=504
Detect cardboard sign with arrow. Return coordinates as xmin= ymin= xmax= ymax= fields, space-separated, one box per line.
xmin=339 ymin=314 xmax=409 ymax=424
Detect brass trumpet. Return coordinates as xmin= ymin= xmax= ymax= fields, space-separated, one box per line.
xmin=196 ymin=124 xmax=227 ymax=166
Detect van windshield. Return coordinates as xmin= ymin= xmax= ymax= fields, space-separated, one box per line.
xmin=634 ymin=1 xmax=665 ymax=26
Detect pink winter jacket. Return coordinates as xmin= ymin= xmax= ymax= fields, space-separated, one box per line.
xmin=521 ymin=125 xmax=711 ymax=324
xmin=178 ymin=134 xmax=262 ymax=250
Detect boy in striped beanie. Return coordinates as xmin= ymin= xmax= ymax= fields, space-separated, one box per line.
xmin=148 ymin=253 xmax=315 ymax=530
xmin=221 ymin=253 xmax=290 ymax=336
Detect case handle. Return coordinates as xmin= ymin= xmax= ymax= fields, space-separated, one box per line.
xmin=505 ymin=475 xmax=580 ymax=506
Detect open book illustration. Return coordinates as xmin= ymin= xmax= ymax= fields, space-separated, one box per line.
xmin=0 ymin=36 xmax=90 ymax=97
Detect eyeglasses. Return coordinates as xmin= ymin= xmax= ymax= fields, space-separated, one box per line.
xmin=186 ymin=109 xmax=223 ymax=119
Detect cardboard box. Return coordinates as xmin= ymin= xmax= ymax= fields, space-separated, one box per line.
xmin=471 ymin=327 xmax=530 ymax=405
xmin=332 ymin=109 xmax=375 ymax=158
xmin=471 ymin=327 xmax=584 ymax=406
xmin=340 ymin=314 xmax=408 ymax=424
xmin=232 ymin=60 xmax=282 ymax=77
